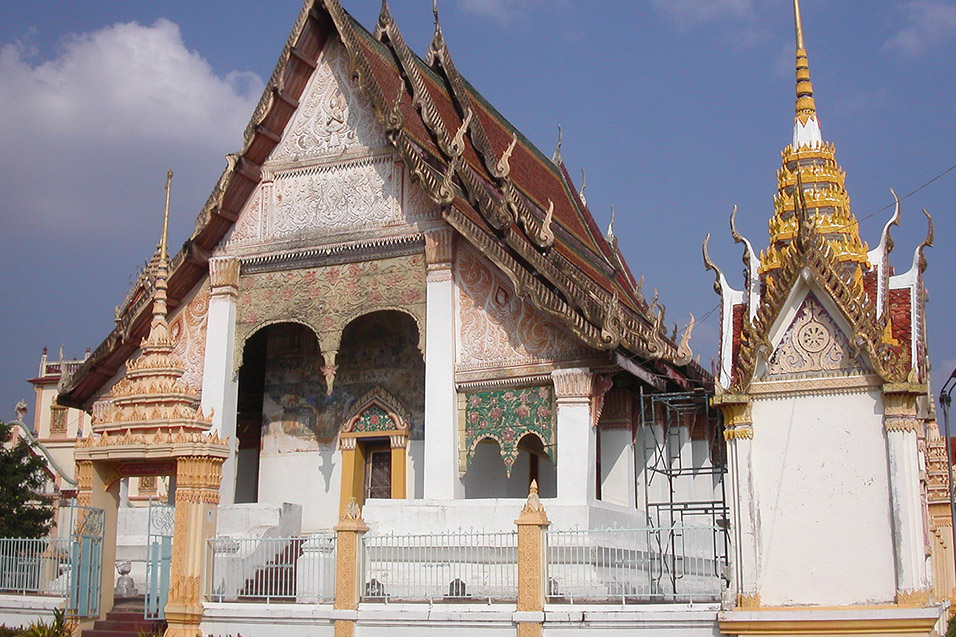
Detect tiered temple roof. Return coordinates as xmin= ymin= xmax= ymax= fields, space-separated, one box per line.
xmin=61 ymin=0 xmax=707 ymax=409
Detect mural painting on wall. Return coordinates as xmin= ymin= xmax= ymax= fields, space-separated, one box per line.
xmin=261 ymin=324 xmax=326 ymax=441
xmin=462 ymin=386 xmax=555 ymax=477
xmin=456 ymin=247 xmax=591 ymax=371
xmin=259 ymin=312 xmax=425 ymax=447
xmin=335 ymin=311 xmax=425 ymax=439
xmin=235 ymin=254 xmax=426 ymax=373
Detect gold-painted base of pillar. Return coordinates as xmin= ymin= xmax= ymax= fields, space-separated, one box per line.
xmin=334 ymin=619 xmax=355 ymax=637
xmin=516 ymin=622 xmax=543 ymax=637
xmin=164 ymin=605 xmax=203 ymax=637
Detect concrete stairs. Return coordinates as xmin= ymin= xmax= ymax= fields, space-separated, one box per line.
xmin=80 ymin=599 xmax=166 ymax=637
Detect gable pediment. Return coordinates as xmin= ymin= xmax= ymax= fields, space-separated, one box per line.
xmin=270 ymin=37 xmax=388 ymax=162
xmin=763 ymin=292 xmax=869 ymax=380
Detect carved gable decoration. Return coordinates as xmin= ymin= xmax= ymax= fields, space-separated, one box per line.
xmin=765 ymin=292 xmax=867 ymax=379
xmin=169 ymin=280 xmax=209 ymax=390
xmin=459 ymin=385 xmax=555 ymax=478
xmin=456 ymin=247 xmax=592 ymax=373
xmin=270 ymin=38 xmax=387 ymax=162
xmin=267 ymin=156 xmax=403 ymax=240
xmin=341 ymin=387 xmax=410 ymax=441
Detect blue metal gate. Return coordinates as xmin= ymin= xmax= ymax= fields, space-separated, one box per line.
xmin=67 ymin=504 xmax=104 ymax=619
xmin=145 ymin=498 xmax=175 ymax=620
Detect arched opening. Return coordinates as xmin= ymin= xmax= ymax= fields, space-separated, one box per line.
xmin=234 ymin=322 xmax=323 ymax=504
xmin=335 ymin=311 xmax=424 ymax=510
xmin=462 ymin=433 xmax=556 ymax=499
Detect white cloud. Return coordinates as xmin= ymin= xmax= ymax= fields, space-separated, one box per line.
xmin=885 ymin=0 xmax=956 ymax=57
xmin=650 ymin=0 xmax=755 ymax=29
xmin=0 ymin=19 xmax=263 ymax=238
xmin=458 ymin=0 xmax=551 ymax=23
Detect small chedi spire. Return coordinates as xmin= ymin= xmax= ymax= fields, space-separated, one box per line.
xmin=759 ymin=0 xmax=869 ymax=282
xmin=145 ymin=170 xmax=173 ymax=347
xmin=91 ymin=170 xmax=212 ymax=436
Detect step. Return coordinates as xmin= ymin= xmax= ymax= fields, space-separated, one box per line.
xmin=82 ymin=623 xmax=165 ymax=637
xmin=92 ymin=619 xmax=165 ymax=631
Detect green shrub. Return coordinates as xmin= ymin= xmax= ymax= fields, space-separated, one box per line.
xmin=18 ymin=608 xmax=73 ymax=637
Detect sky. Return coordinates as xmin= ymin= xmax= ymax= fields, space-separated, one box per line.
xmin=0 ymin=1 xmax=954 ymax=427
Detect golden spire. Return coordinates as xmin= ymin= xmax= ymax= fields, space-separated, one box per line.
xmin=792 ymin=0 xmax=817 ymax=126
xmin=146 ymin=171 xmax=173 ymax=344
xmin=758 ymin=1 xmax=869 ymax=279
xmin=160 ymin=170 xmax=172 ymax=261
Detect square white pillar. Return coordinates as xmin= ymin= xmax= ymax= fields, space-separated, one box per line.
xmin=553 ymin=368 xmax=594 ymax=506
xmin=201 ymin=256 xmax=240 ymax=505
xmin=422 ymin=229 xmax=462 ymax=499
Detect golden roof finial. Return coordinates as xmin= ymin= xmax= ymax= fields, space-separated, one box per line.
xmin=793 ymin=0 xmax=805 ymax=50
xmin=792 ymin=0 xmax=816 ymax=123
xmin=160 ymin=170 xmax=172 ymax=261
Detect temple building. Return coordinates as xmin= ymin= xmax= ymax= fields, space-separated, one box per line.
xmin=0 ymin=1 xmax=947 ymax=636
xmin=706 ymin=0 xmax=950 ymax=634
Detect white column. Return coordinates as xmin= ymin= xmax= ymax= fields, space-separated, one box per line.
xmin=715 ymin=397 xmax=759 ymax=607
xmin=422 ymin=229 xmax=461 ymax=500
xmin=201 ymin=256 xmax=241 ymax=505
xmin=553 ymin=368 xmax=594 ymax=506
xmin=884 ymin=387 xmax=930 ymax=597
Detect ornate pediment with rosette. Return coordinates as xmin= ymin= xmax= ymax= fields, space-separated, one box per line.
xmin=764 ymin=292 xmax=869 ymax=379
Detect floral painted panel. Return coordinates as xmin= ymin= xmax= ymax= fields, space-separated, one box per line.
xmin=352 ymin=405 xmax=398 ymax=433
xmin=463 ymin=386 xmax=555 ymax=476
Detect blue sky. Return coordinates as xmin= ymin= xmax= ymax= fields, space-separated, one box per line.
xmin=0 ymin=1 xmax=954 ymax=425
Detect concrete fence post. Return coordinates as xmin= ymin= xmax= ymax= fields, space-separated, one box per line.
xmin=333 ymin=498 xmax=368 ymax=637
xmin=515 ymin=480 xmax=550 ymax=637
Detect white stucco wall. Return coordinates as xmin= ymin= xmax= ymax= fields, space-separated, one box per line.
xmin=600 ymin=429 xmax=633 ymax=508
xmin=462 ymin=442 xmax=557 ymax=499
xmin=258 ymin=445 xmax=341 ymax=531
xmin=750 ymin=388 xmax=896 ymax=605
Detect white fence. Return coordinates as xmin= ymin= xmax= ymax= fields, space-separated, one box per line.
xmin=205 ymin=534 xmax=336 ymax=603
xmin=546 ymin=526 xmax=724 ymax=603
xmin=361 ymin=530 xmax=518 ymax=602
xmin=0 ymin=538 xmax=72 ymax=597
xmin=202 ymin=525 xmax=726 ymax=605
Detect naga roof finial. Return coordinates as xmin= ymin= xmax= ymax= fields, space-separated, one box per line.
xmin=579 ymin=168 xmax=587 ymax=207
xmin=551 ymin=124 xmax=563 ymax=164
xmin=915 ymin=209 xmax=933 ymax=274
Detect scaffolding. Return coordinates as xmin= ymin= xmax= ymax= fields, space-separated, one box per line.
xmin=637 ymin=388 xmax=727 ymax=534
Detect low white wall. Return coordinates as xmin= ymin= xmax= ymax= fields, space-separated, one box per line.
xmin=217 ymin=502 xmax=302 ymax=538
xmin=200 ymin=602 xmax=719 ymax=637
xmin=258 ymin=449 xmax=339 ymax=531
xmin=0 ymin=594 xmax=62 ymax=630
